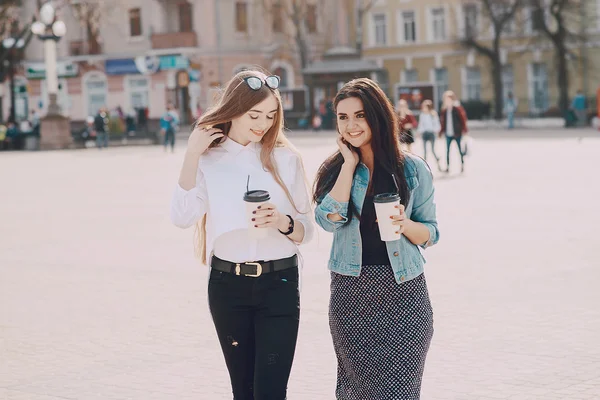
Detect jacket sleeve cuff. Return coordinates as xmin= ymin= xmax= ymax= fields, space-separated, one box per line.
xmin=319 ymin=193 xmax=349 ymax=218
xmin=419 ymin=223 xmax=439 ymax=249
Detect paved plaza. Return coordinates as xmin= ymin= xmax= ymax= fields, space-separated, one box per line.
xmin=1 ymin=129 xmax=600 ymax=400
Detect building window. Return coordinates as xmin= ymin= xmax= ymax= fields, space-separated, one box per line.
xmin=128 ymin=77 xmax=150 ymax=110
xmin=236 ymin=1 xmax=248 ymax=33
xmin=402 ymin=11 xmax=416 ymax=42
xmin=525 ymin=6 xmax=545 ymax=34
xmin=178 ymin=2 xmax=193 ymax=32
xmin=404 ymin=69 xmax=418 ymax=83
xmin=14 ymin=77 xmax=29 ymax=121
xmin=464 ymin=67 xmax=481 ymax=100
xmin=372 ymin=13 xmax=387 ymax=46
xmin=430 ymin=7 xmax=446 ymax=41
xmin=434 ymin=68 xmax=449 ymax=107
xmin=129 ymin=8 xmax=142 ymax=37
xmin=273 ymin=2 xmax=283 ymax=33
xmin=85 ymin=74 xmax=108 ymax=117
xmin=502 ymin=64 xmax=514 ymax=101
xmin=530 ymin=62 xmax=549 ymax=113
xmin=273 ymin=67 xmax=288 ymax=88
xmin=463 ymin=4 xmax=478 ymax=37
xmin=306 ymin=4 xmax=317 ymax=33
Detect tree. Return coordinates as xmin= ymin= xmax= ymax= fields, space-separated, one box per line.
xmin=58 ymin=0 xmax=103 ymax=54
xmin=261 ymin=0 xmax=315 ymax=70
xmin=58 ymin=0 xmax=122 ymax=55
xmin=0 ymin=0 xmax=24 ymax=61
xmin=530 ymin=0 xmax=590 ymax=114
xmin=458 ymin=0 xmax=524 ymax=120
xmin=0 ymin=0 xmax=33 ymax=122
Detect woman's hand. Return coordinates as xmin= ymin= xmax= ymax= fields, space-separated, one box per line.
xmin=187 ymin=125 xmax=224 ymax=155
xmin=391 ymin=204 xmax=408 ymax=235
xmin=252 ymin=202 xmax=290 ymax=232
xmin=337 ymin=135 xmax=359 ymax=167
xmin=404 ymin=123 xmax=414 ymax=130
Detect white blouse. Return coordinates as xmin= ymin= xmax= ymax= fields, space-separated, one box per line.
xmin=170 ymin=138 xmax=314 ymax=264
xmin=417 ymin=113 xmax=441 ymax=134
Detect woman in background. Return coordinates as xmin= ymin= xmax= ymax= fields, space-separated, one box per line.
xmin=417 ymin=99 xmax=442 ymax=171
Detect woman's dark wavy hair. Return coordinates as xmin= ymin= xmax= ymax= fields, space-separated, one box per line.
xmin=312 ymin=78 xmax=410 ymax=222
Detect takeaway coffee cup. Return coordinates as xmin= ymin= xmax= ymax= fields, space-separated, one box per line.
xmin=243 ymin=189 xmax=271 ymax=239
xmin=373 ymin=192 xmax=401 ymax=242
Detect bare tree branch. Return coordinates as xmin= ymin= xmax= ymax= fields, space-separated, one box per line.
xmin=529 ymin=0 xmax=583 ymax=112
xmin=260 ymin=0 xmax=311 ymax=69
xmin=457 ymin=0 xmax=524 ymax=119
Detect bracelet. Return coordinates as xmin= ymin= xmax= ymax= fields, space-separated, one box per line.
xmin=278 ymin=214 xmax=294 ymax=236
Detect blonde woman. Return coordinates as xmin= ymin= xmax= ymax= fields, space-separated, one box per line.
xmin=170 ymin=70 xmax=314 ymax=399
xmin=417 ymin=99 xmax=442 ymax=171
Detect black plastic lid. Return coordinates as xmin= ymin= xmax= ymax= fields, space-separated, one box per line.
xmin=373 ymin=193 xmax=400 ymax=204
xmin=243 ymin=190 xmax=270 ymax=203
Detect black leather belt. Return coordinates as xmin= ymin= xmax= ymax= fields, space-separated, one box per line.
xmin=210 ymin=254 xmax=298 ymax=278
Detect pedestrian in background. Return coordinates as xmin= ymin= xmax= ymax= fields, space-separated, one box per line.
xmin=170 ymin=70 xmax=314 ymax=400
xmin=571 ymin=90 xmax=587 ymax=127
xmin=313 ymin=78 xmax=439 ymax=400
xmin=439 ymin=90 xmax=468 ymax=173
xmin=397 ymin=98 xmax=417 ymax=152
xmin=94 ymin=108 xmax=109 ymax=149
xmin=505 ymin=92 xmax=517 ymax=129
xmin=417 ymin=99 xmax=442 ymax=171
xmin=161 ymin=103 xmax=179 ymax=153
xmin=312 ymin=110 xmax=322 ymax=131
xmin=30 ymin=110 xmax=40 ymax=137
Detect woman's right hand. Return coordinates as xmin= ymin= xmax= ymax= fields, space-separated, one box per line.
xmin=187 ymin=125 xmax=224 ymax=155
xmin=337 ymin=135 xmax=359 ymax=167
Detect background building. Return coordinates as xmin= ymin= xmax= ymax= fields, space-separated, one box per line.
xmin=2 ymin=0 xmax=600 ymax=127
xmin=359 ymin=0 xmax=600 ymax=117
xmin=6 ymin=0 xmax=353 ymax=125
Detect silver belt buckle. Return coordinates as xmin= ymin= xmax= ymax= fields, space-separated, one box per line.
xmin=235 ymin=262 xmax=263 ymax=277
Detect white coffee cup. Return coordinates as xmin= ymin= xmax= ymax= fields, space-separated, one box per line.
xmin=373 ymin=193 xmax=401 ymax=242
xmin=243 ymin=190 xmax=271 ymax=239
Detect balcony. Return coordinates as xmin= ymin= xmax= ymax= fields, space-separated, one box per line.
xmin=151 ymin=31 xmax=197 ymax=49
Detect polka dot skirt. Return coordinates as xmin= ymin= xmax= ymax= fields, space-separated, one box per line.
xmin=329 ymin=266 xmax=434 ymax=400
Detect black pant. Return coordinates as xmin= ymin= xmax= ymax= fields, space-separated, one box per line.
xmin=164 ymin=128 xmax=175 ymax=150
xmin=421 ymin=131 xmax=439 ymax=162
xmin=445 ymin=135 xmax=464 ymax=169
xmin=208 ymin=265 xmax=300 ymax=400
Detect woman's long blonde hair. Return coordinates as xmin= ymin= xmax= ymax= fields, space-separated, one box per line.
xmin=193 ymin=69 xmax=303 ymax=264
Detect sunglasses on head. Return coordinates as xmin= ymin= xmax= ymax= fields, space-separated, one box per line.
xmin=243 ymin=75 xmax=280 ymax=91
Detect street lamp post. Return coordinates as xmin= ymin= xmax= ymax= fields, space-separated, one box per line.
xmin=31 ymin=1 xmax=71 ymax=149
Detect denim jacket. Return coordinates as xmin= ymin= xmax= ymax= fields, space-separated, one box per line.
xmin=315 ymin=154 xmax=439 ymax=284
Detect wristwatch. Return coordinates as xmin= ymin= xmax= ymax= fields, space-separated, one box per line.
xmin=279 ymin=214 xmax=294 ymax=236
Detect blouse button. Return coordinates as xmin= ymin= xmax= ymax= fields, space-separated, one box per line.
xmin=393 ymin=251 xmax=399 ymax=257
xmin=400 ymin=276 xmax=405 ymax=281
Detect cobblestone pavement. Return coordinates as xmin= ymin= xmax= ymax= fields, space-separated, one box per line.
xmin=1 ymin=129 xmax=599 ymax=400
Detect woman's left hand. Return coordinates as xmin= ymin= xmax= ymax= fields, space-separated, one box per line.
xmin=252 ymin=202 xmax=289 ymax=232
xmin=391 ymin=204 xmax=408 ymax=235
